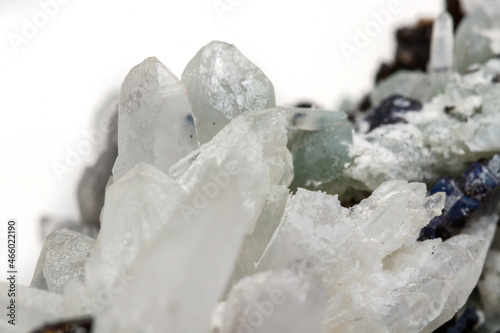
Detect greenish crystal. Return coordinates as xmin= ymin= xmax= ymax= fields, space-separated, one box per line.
xmin=286 ymin=107 xmax=352 ymax=190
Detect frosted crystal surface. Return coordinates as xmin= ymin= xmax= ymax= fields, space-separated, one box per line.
xmin=112 ymin=57 xmax=199 ymax=180
xmin=31 ymin=229 xmax=94 ymax=294
xmin=221 ymin=260 xmax=326 ymax=333
xmin=94 ymin=108 xmax=288 ymax=333
xmin=170 ymin=108 xmax=288 ymax=203
xmin=0 ymin=283 xmax=68 ymax=332
xmin=225 ymin=185 xmax=289 ymax=292
xmin=182 ymin=41 xmax=275 ymax=144
xmin=87 ymin=163 xmax=185 ymax=294
xmin=257 ymin=180 xmax=496 ymax=332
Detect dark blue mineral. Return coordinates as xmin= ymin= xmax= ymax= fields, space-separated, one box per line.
xmin=364 ymin=95 xmax=422 ymax=132
xmin=461 ymin=162 xmax=499 ymax=202
xmin=430 ymin=177 xmax=463 ymax=212
xmin=446 ymin=196 xmax=481 ymax=225
xmin=419 ymin=154 xmax=500 ymax=241
xmin=434 ymin=306 xmax=479 ymax=333
xmin=418 ymin=215 xmax=451 ymax=241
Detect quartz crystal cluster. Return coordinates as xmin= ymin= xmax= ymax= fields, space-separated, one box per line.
xmin=5 ymin=1 xmax=500 ymax=332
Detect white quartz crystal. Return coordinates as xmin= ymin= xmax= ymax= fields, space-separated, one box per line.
xmin=112 ymin=57 xmax=199 ymax=180
xmin=86 ymin=163 xmax=186 ymax=295
xmin=182 ymin=41 xmax=275 ymax=144
xmin=31 ymin=228 xmax=95 ymax=294
xmin=225 ymin=185 xmax=290 ymax=292
xmin=429 ymin=12 xmax=454 ymax=96
xmin=256 ymin=180 xmax=496 ymax=332
xmin=221 ymin=260 xmax=326 ymax=333
xmin=93 ymin=108 xmax=289 ymax=332
xmin=170 ymin=107 xmax=288 ymax=206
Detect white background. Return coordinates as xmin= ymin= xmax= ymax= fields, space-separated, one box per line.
xmin=0 ymin=0 xmax=443 ymax=285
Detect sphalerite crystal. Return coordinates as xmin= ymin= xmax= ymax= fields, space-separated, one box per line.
xmin=6 ymin=1 xmax=500 ymax=331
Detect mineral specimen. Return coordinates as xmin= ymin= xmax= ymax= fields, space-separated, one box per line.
xmin=8 ymin=2 xmax=500 ymax=332
xmin=94 ymin=108 xmax=288 ymax=332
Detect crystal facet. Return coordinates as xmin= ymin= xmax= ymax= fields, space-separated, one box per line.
xmin=31 ymin=229 xmax=95 ymax=294
xmin=182 ymin=41 xmax=275 ymax=144
xmin=112 ymin=57 xmax=199 ymax=180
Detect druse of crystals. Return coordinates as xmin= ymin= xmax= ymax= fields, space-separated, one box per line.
xmin=182 ymin=41 xmax=275 ymax=144
xmin=31 ymin=229 xmax=95 ymax=294
xmin=221 ymin=260 xmax=326 ymax=333
xmin=112 ymin=57 xmax=199 ymax=180
xmin=20 ymin=10 xmax=500 ymax=330
xmin=94 ymin=108 xmax=288 ymax=333
xmin=255 ymin=180 xmax=496 ymax=332
xmin=285 ymin=108 xmax=352 ymax=189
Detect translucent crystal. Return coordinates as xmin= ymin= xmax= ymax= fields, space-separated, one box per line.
xmin=94 ymin=108 xmax=288 ymax=333
xmin=87 ymin=163 xmax=186 ymax=293
xmin=182 ymin=41 xmax=275 ymax=144
xmin=429 ymin=12 xmax=454 ymax=96
xmin=221 ymin=260 xmax=326 ymax=333
xmin=285 ymin=107 xmax=352 ymax=189
xmin=30 ymin=229 xmax=95 ymax=294
xmin=225 ymin=185 xmax=289 ymax=292
xmin=170 ymin=108 xmax=288 ymax=204
xmin=256 ymin=180 xmax=496 ymax=332
xmin=112 ymin=57 xmax=199 ymax=180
